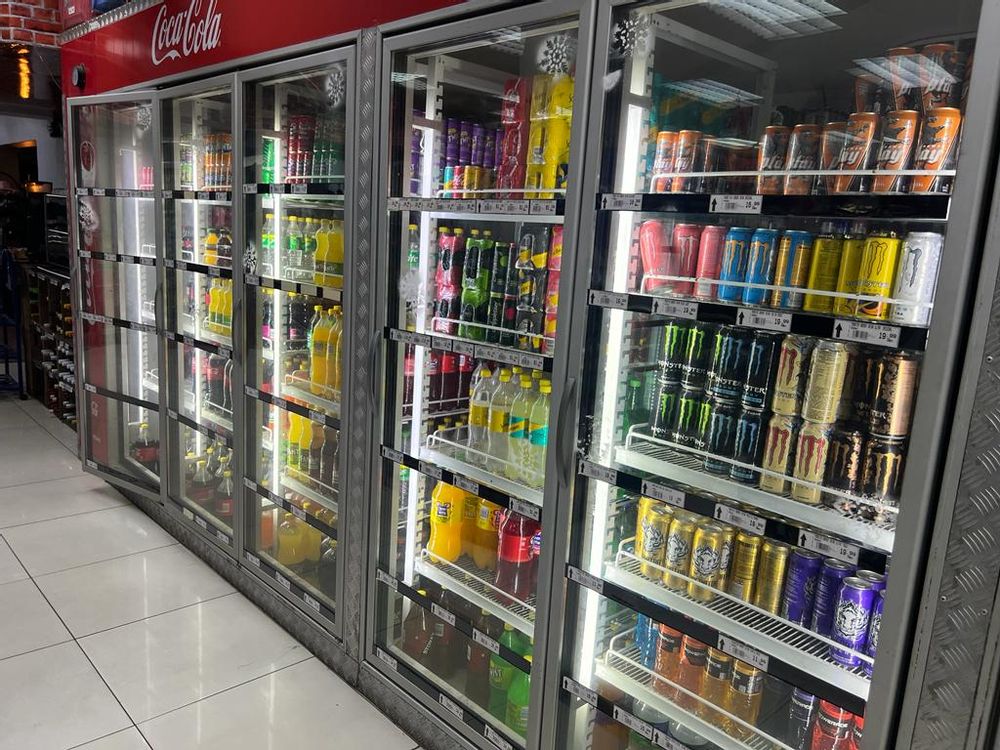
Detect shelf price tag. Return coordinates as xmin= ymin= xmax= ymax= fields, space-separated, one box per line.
xmin=290 ymin=505 xmax=306 ymax=522
xmin=484 ymin=725 xmax=514 ymax=750
xmin=275 ymin=571 xmax=291 ymax=591
xmin=714 ymin=505 xmax=766 ymax=535
xmin=653 ymin=729 xmax=686 ymax=750
xmin=600 ymin=194 xmax=643 ymax=211
xmin=431 ymin=603 xmax=456 ymax=627
xmin=652 ymin=298 xmax=698 ymax=319
xmin=567 ymin=565 xmax=605 ymax=594
xmin=430 ymin=335 xmax=452 ymax=351
xmin=381 ymin=447 xmax=404 ymax=464
xmin=196 ymin=191 xmax=211 ymax=200
xmin=195 ymin=516 xmax=208 ymax=531
xmin=798 ymin=530 xmax=861 ymax=565
xmin=85 ymin=459 xmax=97 ymax=470
xmin=243 ymin=183 xmax=257 ymax=194
xmin=641 ymin=480 xmax=685 ymax=508
xmin=438 ymin=693 xmax=463 ymax=720
xmin=453 ymin=475 xmax=479 ymax=495
xmin=737 ymin=307 xmax=791 ymax=333
xmin=181 ymin=507 xmax=194 ymax=521
xmin=308 ymin=410 xmax=325 ymax=424
xmin=717 ymin=635 xmax=770 ymax=671
xmin=510 ymin=497 xmax=540 ymax=521
xmin=216 ymin=530 xmax=229 ymax=544
xmin=530 ymin=199 xmax=558 ymax=215
xmin=580 ymin=460 xmax=618 ymax=486
xmin=375 ymin=647 xmax=398 ymax=671
xmin=245 ymin=552 xmax=260 ymax=567
xmin=562 ymin=677 xmax=598 ymax=707
xmin=478 ymin=199 xmax=528 ymax=215
xmin=452 ymin=340 xmax=475 ymax=356
xmin=833 ymin=319 xmax=901 ymax=348
xmin=92 ymin=187 xmax=106 ymax=197
xmin=375 ymin=569 xmax=398 ymax=591
xmin=710 ymin=194 xmax=762 ymax=214
xmin=473 ymin=628 xmax=500 ymax=654
xmin=419 ymin=461 xmax=443 ymax=480
xmin=291 ymin=184 xmax=308 ymax=195
xmin=613 ymin=707 xmax=652 ymax=740
xmin=302 ymin=592 xmax=321 ymax=613
xmin=589 ymin=290 xmax=629 ymax=309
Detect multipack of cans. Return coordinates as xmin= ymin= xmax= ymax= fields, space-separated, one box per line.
xmin=647 ymin=319 xmax=919 ymax=517
xmin=201 ymin=133 xmax=232 ymax=189
xmin=637 ymin=220 xmax=943 ymax=328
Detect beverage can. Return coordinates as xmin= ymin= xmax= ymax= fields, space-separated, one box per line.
xmin=833 ymin=226 xmax=868 ymax=317
xmin=856 ymin=233 xmax=903 ymax=320
xmin=802 ymin=233 xmax=845 ymax=313
xmin=854 ymin=73 xmax=882 ymax=114
xmin=824 ymin=425 xmax=864 ymax=508
xmin=784 ymin=124 xmax=823 ymax=195
xmin=672 ymin=390 xmax=711 ymax=450
xmin=869 ymin=352 xmax=919 ymax=438
xmin=770 ymin=230 xmax=814 ymax=309
xmin=541 ymin=116 xmax=571 ymax=198
xmin=887 ymin=47 xmax=919 ymax=110
xmin=730 ymin=408 xmax=767 ymax=484
xmin=718 ymin=227 xmax=754 ymax=302
xmin=752 ymin=540 xmax=790 ymax=615
xmin=671 ymin=223 xmax=703 ymax=295
xmin=811 ymin=558 xmax=856 ymax=637
xmin=694 ymin=225 xmax=727 ymax=300
xmin=872 ymin=110 xmax=920 ymax=193
xmin=727 ymin=531 xmax=763 ymax=602
xmin=772 ymin=334 xmax=817 ymax=416
xmin=911 ymin=107 xmax=962 ymax=193
xmin=652 ymin=131 xmax=678 ymax=192
xmin=860 ymin=436 xmax=907 ymax=507
xmin=852 ymin=349 xmax=880 ymax=426
xmin=708 ymin=326 xmax=753 ymax=401
xmin=680 ymin=322 xmax=717 ymax=391
xmin=697 ymin=136 xmax=727 ymax=193
xmin=757 ymin=125 xmax=792 ymax=195
xmin=742 ymin=228 xmax=781 ymax=306
xmin=688 ymin=522 xmax=726 ymax=600
xmin=791 ymin=420 xmax=833 ymax=504
xmin=781 ymin=548 xmax=824 ymax=626
xmin=663 ymin=515 xmax=697 ymax=590
xmin=659 ymin=320 xmax=689 ymax=384
xmin=834 ymin=112 xmax=881 ymax=194
xmin=830 ymin=577 xmax=876 ymax=666
xmin=921 ymin=43 xmax=966 ymax=111
xmin=636 ymin=497 xmax=674 ymax=578
xmin=742 ymin=331 xmax=780 ymax=411
xmin=856 ymin=570 xmax=887 ymax=593
xmin=671 ymin=130 xmax=704 ymax=193
xmin=891 ymin=231 xmax=943 ymax=326
xmin=760 ymin=413 xmax=800 ymax=494
xmin=802 ymin=341 xmax=850 ymax=423
xmin=715 ymin=523 xmax=738 ymax=591
xmin=703 ymin=398 xmax=739 ymax=475
xmin=865 ymin=590 xmax=886 ymax=676
xmin=639 ymin=220 xmax=670 ymax=293
xmin=819 ymin=122 xmax=848 ymax=194
xmin=650 ymin=377 xmax=681 ymax=441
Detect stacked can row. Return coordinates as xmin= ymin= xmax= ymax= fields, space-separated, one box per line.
xmin=644 ymin=320 xmax=918 ymax=514
xmin=639 ymin=221 xmax=942 ymax=327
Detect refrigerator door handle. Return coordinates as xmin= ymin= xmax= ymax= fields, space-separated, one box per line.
xmin=367 ymin=328 xmax=381 ymax=413
xmin=154 ymin=278 xmax=164 ymax=332
xmin=556 ymin=377 xmax=578 ymax=489
xmin=232 ymin=299 xmax=242 ymax=367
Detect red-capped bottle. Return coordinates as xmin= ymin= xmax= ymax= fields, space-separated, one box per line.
xmin=494 ymin=511 xmax=538 ymax=604
xmin=810 ymin=700 xmax=854 ymax=750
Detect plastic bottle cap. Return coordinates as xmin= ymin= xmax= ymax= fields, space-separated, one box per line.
xmin=197 ymin=460 xmax=206 ymax=468
xmin=540 ymin=382 xmax=552 ymax=394
xmin=525 ymin=655 xmax=533 ymax=663
xmin=480 ymin=370 xmax=492 ymax=379
xmin=499 ymin=371 xmax=511 ymax=382
xmin=521 ymin=377 xmax=532 ymax=387
xmin=223 ymin=470 xmax=231 ymax=477
xmin=417 ymin=589 xmax=427 ymax=596
xmin=503 ymin=623 xmax=514 ymax=631
xmin=408 ymin=224 xmax=418 ymax=230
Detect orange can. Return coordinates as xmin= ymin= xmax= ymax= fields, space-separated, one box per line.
xmin=819 ymin=122 xmax=847 ymax=194
xmin=833 ymin=113 xmax=881 ymax=194
xmin=911 ymin=107 xmax=962 ymax=194
xmin=756 ymin=125 xmax=791 ymax=195
xmin=887 ymin=47 xmax=919 ymax=110
xmin=671 ymin=130 xmax=704 ymax=193
xmin=873 ymin=110 xmax=920 ymax=193
xmin=854 ymin=73 xmax=880 ymax=114
xmin=783 ymin=124 xmax=823 ymax=196
xmin=651 ymin=131 xmax=678 ymax=193
xmin=921 ymin=43 xmax=966 ymax=112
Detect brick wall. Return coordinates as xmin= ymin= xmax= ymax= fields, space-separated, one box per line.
xmin=0 ymin=0 xmax=62 ymax=47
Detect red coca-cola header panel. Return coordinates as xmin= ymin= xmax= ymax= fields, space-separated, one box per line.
xmin=61 ymin=0 xmax=461 ymax=95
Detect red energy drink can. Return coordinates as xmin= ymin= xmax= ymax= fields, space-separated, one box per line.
xmin=639 ymin=220 xmax=671 ymax=293
xmin=783 ymin=124 xmax=822 ymax=196
xmin=873 ymin=110 xmax=920 ymax=193
xmin=756 ymin=125 xmax=791 ymax=195
xmin=921 ymin=43 xmax=966 ymax=111
xmin=911 ymin=107 xmax=962 ymax=194
xmin=651 ymin=131 xmax=678 ymax=193
xmin=694 ymin=225 xmax=727 ymax=300
xmin=887 ymin=47 xmax=919 ymax=110
xmin=671 ymin=223 xmax=703 ymax=296
xmin=671 ymin=130 xmax=704 ymax=193
xmin=834 ymin=113 xmax=881 ymax=194
xmin=819 ymin=122 xmax=847 ymax=195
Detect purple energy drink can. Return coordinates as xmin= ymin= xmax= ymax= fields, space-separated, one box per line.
xmin=810 ymin=558 xmax=856 ymax=637
xmin=742 ymin=228 xmax=780 ymax=305
xmin=718 ymin=227 xmax=753 ymax=302
xmin=856 ymin=570 xmax=886 ymax=594
xmin=444 ymin=118 xmax=459 ymax=166
xmin=483 ymin=131 xmax=497 ymax=169
xmin=830 ymin=576 xmax=876 ymax=666
xmin=459 ymin=120 xmax=473 ymax=165
xmin=864 ymin=589 xmax=885 ymax=676
xmin=471 ymin=125 xmax=486 ymax=167
xmin=781 ymin=548 xmax=824 ymax=626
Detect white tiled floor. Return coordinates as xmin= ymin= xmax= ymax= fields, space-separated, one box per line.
xmin=0 ymin=395 xmax=419 ymax=750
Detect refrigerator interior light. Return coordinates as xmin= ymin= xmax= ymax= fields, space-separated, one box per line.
xmin=704 ymin=0 xmax=844 ymax=39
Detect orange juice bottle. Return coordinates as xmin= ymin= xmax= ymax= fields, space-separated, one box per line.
xmin=204 ymin=225 xmax=219 ymax=265
xmin=461 ymin=492 xmax=479 ymax=558
xmin=329 ymin=219 xmax=344 ymax=289
xmin=426 ymin=482 xmax=465 ymax=563
xmin=471 ymin=498 xmax=501 ymax=571
xmin=309 ymin=306 xmax=330 ymax=395
xmin=207 ymin=279 xmax=222 ymax=331
xmin=324 ymin=306 xmax=342 ymax=399
xmin=313 ymin=219 xmax=330 ymax=286
xmin=287 ymin=412 xmax=304 ymax=471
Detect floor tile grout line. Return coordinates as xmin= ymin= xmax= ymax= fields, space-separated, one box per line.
xmin=65 ymin=727 xmax=150 ymax=750
xmin=0 ymin=540 xmax=180 ymax=580
xmin=13 ymin=398 xmax=82 ymax=459
xmin=0 ymin=636 xmax=76 ymax=665
xmin=0 ymin=501 xmax=134 ymax=532
xmin=0 ymin=472 xmax=95 ymax=494
xmin=75 ymin=590 xmax=240 ymax=640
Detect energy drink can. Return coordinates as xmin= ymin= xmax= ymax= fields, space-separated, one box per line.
xmin=811 ymin=558 xmax=856 ymax=637
xmin=708 ymin=326 xmax=753 ymax=401
xmin=856 ymin=233 xmax=903 ymax=320
xmin=887 ymin=47 xmax=919 ymax=111
xmin=651 ymin=377 xmax=681 ymax=441
xmin=891 ymin=231 xmax=943 ymax=326
xmin=664 ymin=515 xmax=697 ymax=590
xmin=920 ymin=43 xmax=966 ymax=111
xmin=860 ymin=436 xmax=906 ymax=507
xmin=636 ymin=497 xmax=673 ymax=578
xmin=911 ymin=107 xmax=962 ymax=194
xmin=694 ymin=225 xmax=727 ymax=300
xmin=781 ymin=548 xmax=824 ymax=626
xmin=760 ymin=413 xmax=800 ymax=494
xmin=672 ymin=223 xmax=704 ymax=296
xmin=791 ymin=420 xmax=833 ymax=504
xmin=819 ymin=122 xmax=848 ymax=194
xmin=772 ymin=335 xmax=816 ymax=416
xmin=688 ymin=522 xmax=726 ymax=601
xmin=856 ymin=570 xmax=887 ymax=594
xmin=671 ymin=130 xmax=704 ymax=193
xmin=872 ymin=110 xmax=920 ymax=193
xmin=718 ymin=227 xmax=754 ymax=302
xmin=716 ymin=524 xmax=737 ymax=592
xmin=704 ymin=398 xmax=739 ymax=475
xmin=833 ymin=225 xmax=868 ymax=317
xmin=743 ymin=228 xmax=781 ymax=306
xmin=727 ymin=531 xmax=763 ymax=602
xmin=651 ymin=131 xmax=678 ymax=192
xmin=659 ymin=320 xmax=689 ymax=384
xmin=757 ymin=125 xmax=792 ymax=195
xmin=680 ymin=322 xmax=717 ymax=391
xmin=834 ymin=112 xmax=881 ymax=194
xmin=868 ymin=352 xmax=919 ymax=438
xmin=865 ymin=590 xmax=885 ymax=676
xmin=802 ymin=232 xmax=845 ymax=313
xmin=801 ymin=341 xmax=850 ymax=423
xmin=752 ymin=540 xmax=790 ymax=615
xmin=787 ymin=689 xmax=819 ymax=749
xmin=784 ymin=124 xmax=823 ymax=196
xmin=770 ymin=230 xmax=814 ymax=309
xmin=742 ymin=332 xmax=780 ymax=411
xmin=731 ymin=408 xmax=767 ymax=484
xmin=824 ymin=425 xmax=864 ymax=507
xmin=673 ymin=390 xmax=710 ymax=449
xmin=830 ymin=577 xmax=876 ymax=667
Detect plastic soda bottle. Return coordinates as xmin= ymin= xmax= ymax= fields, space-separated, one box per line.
xmin=507 ymin=375 xmax=536 ymax=481
xmin=329 ymin=219 xmax=345 ymax=288
xmin=525 ymin=380 xmax=551 ymax=488
xmin=300 ymin=500 xmax=323 ymax=568
xmin=495 ymin=511 xmax=539 ymax=603
xmin=287 ymin=216 xmax=304 ymax=271
xmin=287 ymin=412 xmax=304 ymax=470
xmin=488 ymin=624 xmax=530 ymax=720
xmin=298 ymin=418 xmax=313 ymax=476
xmin=471 ymin=498 xmax=501 ymax=571
xmin=324 ymin=307 xmax=342 ymax=398
xmin=467 ymin=609 xmax=500 ymax=709
xmin=206 ymin=280 xmax=221 ymax=330
xmin=467 ymin=369 xmax=493 ymax=465
xmin=425 ymin=482 xmax=466 ymax=563
xmin=276 ymin=511 xmax=306 ymax=569
xmin=309 ymin=306 xmax=330 ymax=395
xmin=313 ymin=219 xmax=330 ymax=286
xmin=204 ymin=225 xmax=219 ymax=265
xmin=261 ymin=212 xmax=275 ymax=274
xmin=487 ymin=369 xmax=515 ymax=468
xmin=461 ymin=491 xmax=479 ymax=559
xmin=505 ymin=655 xmax=532 ymax=736
xmin=302 ymin=217 xmax=317 ymax=277
xmin=220 ymin=280 xmax=233 ymax=331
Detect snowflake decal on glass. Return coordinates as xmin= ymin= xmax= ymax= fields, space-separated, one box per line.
xmin=136 ymin=105 xmax=152 ymax=132
xmin=612 ymin=12 xmax=650 ymax=58
xmin=326 ymin=63 xmax=347 ymax=110
xmin=244 ymin=242 xmax=257 ymax=275
xmin=538 ymin=33 xmax=575 ymax=76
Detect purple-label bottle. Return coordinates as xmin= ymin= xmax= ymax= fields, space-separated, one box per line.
xmin=781 ymin=548 xmax=824 ymax=626
xmin=830 ymin=576 xmax=875 ymax=666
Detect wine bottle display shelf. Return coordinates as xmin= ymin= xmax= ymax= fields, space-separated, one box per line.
xmin=415 ymin=549 xmax=535 ymax=638
xmin=607 ymin=544 xmax=871 ymax=701
xmin=614 ymin=432 xmax=895 ymax=554
xmin=595 ymin=632 xmax=789 ymax=750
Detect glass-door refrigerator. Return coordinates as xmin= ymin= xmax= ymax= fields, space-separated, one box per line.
xmin=551 ymin=2 xmax=994 ymax=749
xmin=239 ymin=49 xmax=355 ymax=628
xmin=159 ymin=77 xmax=239 ymax=551
xmin=70 ymin=94 xmax=163 ymax=499
xmin=367 ymin=3 xmax=594 ymax=749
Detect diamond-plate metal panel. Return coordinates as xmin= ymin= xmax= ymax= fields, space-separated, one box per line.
xmin=911 ymin=272 xmax=1000 ymax=748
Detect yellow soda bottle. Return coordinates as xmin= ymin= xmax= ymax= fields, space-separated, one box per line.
xmin=276 ymin=511 xmax=306 ymax=569
xmin=204 ymin=225 xmax=219 ymax=265
xmin=309 ymin=306 xmax=330 ymax=395
xmin=324 ymin=306 xmax=342 ymax=399
xmin=329 ymin=220 xmax=344 ymax=289
xmin=301 ymin=501 xmax=323 ymax=567
xmin=298 ymin=417 xmax=313 ymax=477
xmin=207 ymin=279 xmax=221 ymax=331
xmin=287 ymin=412 xmax=304 ymax=471
xmin=220 ymin=280 xmax=233 ymax=332
xmin=313 ymin=219 xmax=330 ymax=286
xmin=426 ymin=482 xmax=466 ymax=563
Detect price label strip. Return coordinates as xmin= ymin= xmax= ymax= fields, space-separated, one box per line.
xmin=737 ymin=307 xmax=792 ymax=333
xmin=833 ymin=319 xmax=901 ymax=348
xmin=567 ymin=565 xmax=605 ymax=595
xmin=798 ymin=530 xmax=861 ymax=565
xmin=717 ymin=635 xmax=770 ymax=671
xmin=641 ymin=480 xmax=686 ymax=508
xmin=652 ymin=297 xmax=698 ymax=319
xmin=714 ymin=505 xmax=767 ymax=535
xmin=599 ymin=193 xmax=644 ymax=211
xmin=710 ymin=194 xmax=763 ymax=214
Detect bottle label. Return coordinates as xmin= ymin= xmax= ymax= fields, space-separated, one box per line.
xmin=731 ymin=666 xmax=764 ymax=695
xmin=706 ymin=651 xmax=733 ymax=680
xmin=657 ymin=627 xmax=682 ymax=653
xmin=499 ymin=532 xmax=534 ymax=564
xmin=682 ymin=641 xmax=708 ymax=666
xmin=434 ymin=500 xmax=453 ymax=521
xmin=488 ymin=411 xmax=510 ymax=434
xmin=528 ymin=422 xmax=548 ymax=447
xmin=509 ymin=415 xmax=526 ymax=440
xmin=469 ymin=403 xmax=488 ymax=428
xmin=477 ymin=503 xmax=501 ymax=531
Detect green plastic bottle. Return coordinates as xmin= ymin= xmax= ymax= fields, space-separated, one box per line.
xmin=487 ymin=624 xmax=530 ymax=721
xmin=504 ymin=655 xmax=532 ymax=736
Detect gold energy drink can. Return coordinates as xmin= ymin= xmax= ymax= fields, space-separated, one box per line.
xmin=791 ymin=420 xmax=834 ymax=504
xmin=715 ymin=523 xmax=737 ymax=591
xmin=856 ymin=233 xmax=903 ymax=320
xmin=663 ymin=515 xmax=697 ymax=590
xmin=635 ymin=497 xmax=674 ymax=577
xmin=771 ymin=335 xmax=817 ymax=416
xmin=801 ymin=341 xmax=851 ymax=423
xmin=752 ymin=540 xmax=790 ymax=614
xmin=833 ymin=226 xmax=868 ymax=317
xmin=760 ymin=413 xmax=800 ymax=494
xmin=802 ymin=232 xmax=845 ymax=313
xmin=687 ymin=522 xmax=726 ymax=601
xmin=726 ymin=531 xmax=763 ymax=602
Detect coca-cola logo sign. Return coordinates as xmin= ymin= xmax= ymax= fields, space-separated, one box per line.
xmin=151 ymin=0 xmax=223 ymax=66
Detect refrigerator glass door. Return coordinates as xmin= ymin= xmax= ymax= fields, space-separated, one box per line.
xmin=371 ymin=12 xmax=584 ymax=749
xmin=556 ymin=1 xmax=981 ymax=748
xmin=73 ymin=99 xmax=161 ymax=491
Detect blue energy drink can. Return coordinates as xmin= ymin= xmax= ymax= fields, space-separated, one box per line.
xmin=771 ymin=230 xmax=814 ymax=310
xmin=742 ymin=228 xmax=780 ymax=305
xmin=718 ymin=227 xmax=753 ymax=302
